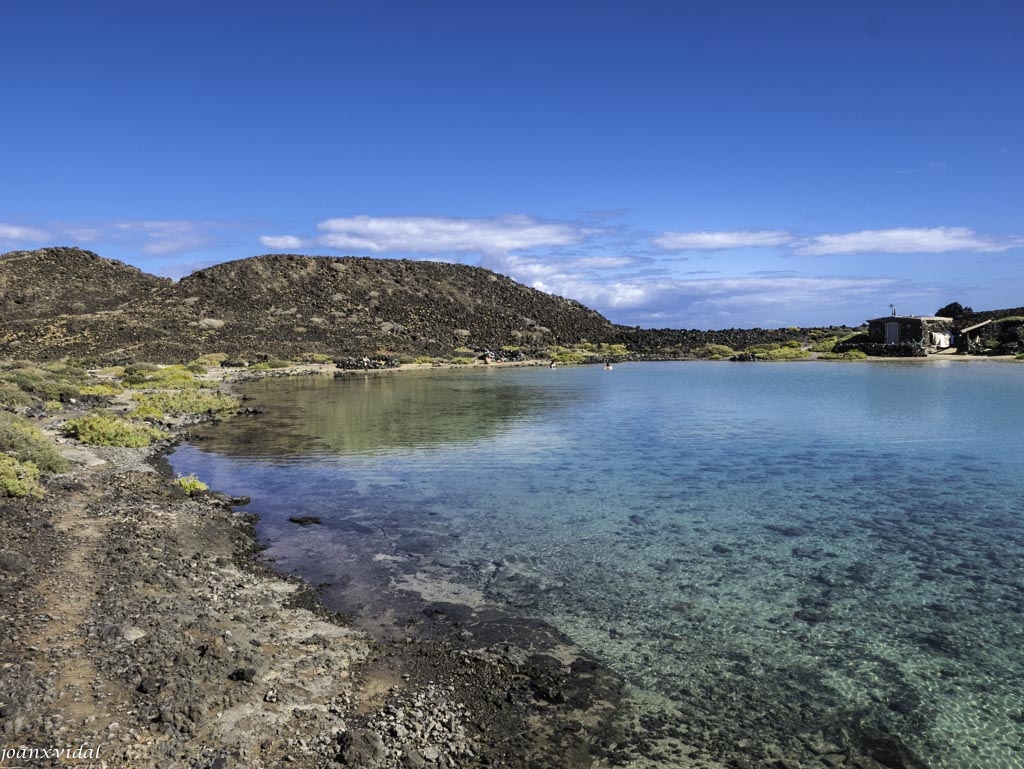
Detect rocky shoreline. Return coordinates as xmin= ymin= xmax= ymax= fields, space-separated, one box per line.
xmin=0 ymin=364 xmax=642 ymax=769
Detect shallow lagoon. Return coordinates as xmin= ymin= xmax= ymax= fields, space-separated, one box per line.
xmin=172 ymin=361 xmax=1024 ymax=768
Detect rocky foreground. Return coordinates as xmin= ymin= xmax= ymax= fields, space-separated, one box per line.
xmin=0 ymin=398 xmax=641 ymax=769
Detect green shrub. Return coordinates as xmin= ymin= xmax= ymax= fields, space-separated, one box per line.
xmin=811 ymin=336 xmax=839 ymax=353
xmin=600 ymin=343 xmax=629 ymax=357
xmin=0 ymin=455 xmax=43 ymax=499
xmin=185 ymin=362 xmax=207 ymax=375
xmin=0 ymin=366 xmax=82 ymax=401
xmin=42 ymin=361 xmax=88 ymax=378
xmin=744 ymin=343 xmax=780 ymax=354
xmin=548 ymin=346 xmax=590 ymax=364
xmin=62 ymin=413 xmax=168 ymax=447
xmin=188 ymin=353 xmax=229 ymax=367
xmin=838 ymin=332 xmax=869 ymax=346
xmin=78 ymin=382 xmax=124 ymax=397
xmin=175 ymin=473 xmax=208 ymax=495
xmin=0 ymin=382 xmax=34 ymax=407
xmin=0 ymin=412 xmax=69 ymax=473
xmin=819 ymin=350 xmax=868 ymax=361
xmin=693 ymin=344 xmax=736 ymax=360
xmin=122 ymin=364 xmax=198 ymax=389
xmin=760 ymin=347 xmax=810 ymax=361
xmin=132 ymin=390 xmax=238 ymax=419
xmin=295 ymin=352 xmax=333 ymax=364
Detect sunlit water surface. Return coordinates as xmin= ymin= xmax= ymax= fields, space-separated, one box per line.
xmin=171 ymin=362 xmax=1024 ymax=768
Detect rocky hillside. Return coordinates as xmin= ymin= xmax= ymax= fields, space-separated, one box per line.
xmin=0 ymin=248 xmax=616 ymax=363
xmin=0 ymin=247 xmax=169 ymax=322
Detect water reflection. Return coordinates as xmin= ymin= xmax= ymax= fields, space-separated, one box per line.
xmin=189 ymin=370 xmax=558 ymax=459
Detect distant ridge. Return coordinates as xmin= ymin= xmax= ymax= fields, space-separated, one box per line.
xmin=3 ymin=247 xmax=1013 ymax=364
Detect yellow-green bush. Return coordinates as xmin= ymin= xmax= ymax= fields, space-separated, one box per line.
xmin=189 ymin=353 xmax=229 ymax=367
xmin=62 ymin=413 xmax=168 ymax=447
xmin=122 ymin=364 xmax=199 ymax=389
xmin=0 ymin=366 xmax=82 ymax=401
xmin=0 ymin=381 xmax=34 ymax=407
xmin=548 ymin=346 xmax=590 ymax=364
xmin=0 ymin=412 xmax=68 ymax=473
xmin=132 ymin=390 xmax=238 ymax=419
xmin=693 ymin=344 xmax=736 ymax=359
xmin=295 ymin=352 xmax=333 ymax=364
xmin=0 ymin=455 xmax=43 ymax=499
xmin=760 ymin=347 xmax=810 ymax=361
xmin=819 ymin=350 xmax=868 ymax=360
xmin=811 ymin=336 xmax=839 ymax=353
xmin=249 ymin=359 xmax=290 ymax=371
xmin=175 ymin=473 xmax=208 ymax=495
xmin=79 ymin=382 xmax=124 ymax=397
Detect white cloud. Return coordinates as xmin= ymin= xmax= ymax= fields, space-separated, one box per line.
xmin=653 ymin=226 xmax=1022 ymax=257
xmin=0 ymin=223 xmax=50 ymax=242
xmin=106 ymin=220 xmax=217 ymax=255
xmin=568 ymin=256 xmax=637 ymax=269
xmin=316 ymin=214 xmax=584 ymax=254
xmin=654 ymin=230 xmax=793 ymax=250
xmin=259 ymin=235 xmax=306 ymax=250
xmin=796 ymin=227 xmax=1017 ymax=256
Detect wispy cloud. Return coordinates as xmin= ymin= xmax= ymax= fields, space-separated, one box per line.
xmin=506 ymin=265 xmax=905 ymax=328
xmin=0 ymin=223 xmax=50 ymax=244
xmin=305 ymin=214 xmax=586 ymax=254
xmin=654 ymin=226 xmax=1022 ymax=256
xmin=795 ymin=227 xmax=1019 ymax=256
xmin=259 ymin=235 xmax=307 ymax=250
xmin=110 ymin=220 xmax=219 ymax=256
xmin=654 ymin=230 xmax=793 ymax=250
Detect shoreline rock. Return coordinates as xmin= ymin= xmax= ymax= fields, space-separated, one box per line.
xmin=0 ymin=390 xmax=630 ymax=768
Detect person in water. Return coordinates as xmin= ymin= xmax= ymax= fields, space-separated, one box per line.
xmin=604 ymin=361 xmax=613 ymax=370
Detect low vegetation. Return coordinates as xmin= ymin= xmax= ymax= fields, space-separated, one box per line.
xmin=62 ymin=412 xmax=168 ymax=447
xmin=122 ymin=363 xmax=202 ymax=389
xmin=0 ymin=412 xmax=68 ymax=498
xmin=817 ymin=349 xmax=869 ymax=360
xmin=0 ymin=412 xmax=68 ymax=473
xmin=0 ymin=361 xmax=90 ymax=404
xmin=294 ymin=352 xmax=333 ymax=364
xmin=132 ymin=390 xmax=238 ymax=419
xmin=693 ymin=344 xmax=736 ymax=360
xmin=0 ymin=454 xmax=43 ymax=499
xmin=248 ymin=358 xmax=291 ymax=371
xmin=175 ymin=473 xmax=208 ymax=495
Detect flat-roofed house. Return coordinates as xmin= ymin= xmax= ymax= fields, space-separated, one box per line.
xmin=865 ymin=313 xmax=954 ymax=355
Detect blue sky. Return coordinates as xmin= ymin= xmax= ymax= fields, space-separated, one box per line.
xmin=2 ymin=0 xmax=1022 ymax=329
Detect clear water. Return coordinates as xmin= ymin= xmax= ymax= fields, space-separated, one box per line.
xmin=171 ymin=362 xmax=1024 ymax=768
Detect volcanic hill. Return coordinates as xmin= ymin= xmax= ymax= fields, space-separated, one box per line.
xmin=0 ymin=247 xmax=617 ymax=363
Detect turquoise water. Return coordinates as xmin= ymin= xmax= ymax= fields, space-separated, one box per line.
xmin=171 ymin=362 xmax=1024 ymax=768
